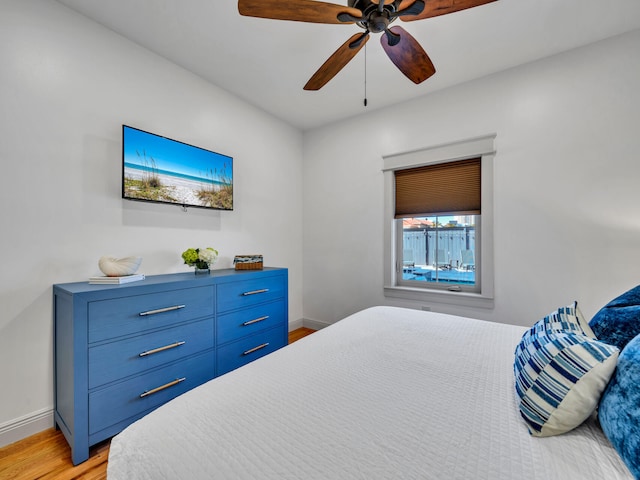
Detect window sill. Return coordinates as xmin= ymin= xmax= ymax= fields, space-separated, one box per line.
xmin=384 ymin=285 xmax=494 ymax=309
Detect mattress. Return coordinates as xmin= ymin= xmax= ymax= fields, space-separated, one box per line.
xmin=107 ymin=306 xmax=632 ymax=479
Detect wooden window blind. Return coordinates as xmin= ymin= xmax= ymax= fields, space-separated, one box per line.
xmin=394 ymin=157 xmax=481 ymax=218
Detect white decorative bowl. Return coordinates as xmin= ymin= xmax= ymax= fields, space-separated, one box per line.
xmin=98 ymin=256 xmax=142 ymax=277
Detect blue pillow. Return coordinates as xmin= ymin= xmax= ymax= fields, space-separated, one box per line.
xmin=598 ymin=333 xmax=640 ymax=478
xmin=589 ymin=285 xmax=640 ymax=350
xmin=513 ymin=331 xmax=619 ymax=437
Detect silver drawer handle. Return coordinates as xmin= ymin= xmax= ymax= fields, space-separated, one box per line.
xmin=242 ymin=316 xmax=269 ymax=326
xmin=139 ymin=341 xmax=186 ymax=357
xmin=243 ymin=343 xmax=269 ymax=356
xmin=140 ymin=377 xmax=186 ymax=398
xmin=241 ymin=289 xmax=269 ymax=296
xmin=139 ymin=305 xmax=186 ymax=316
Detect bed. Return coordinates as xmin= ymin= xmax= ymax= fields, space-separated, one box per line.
xmin=107 ymin=306 xmax=633 ymax=479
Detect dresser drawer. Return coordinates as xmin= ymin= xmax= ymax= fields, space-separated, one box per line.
xmin=88 ymin=318 xmax=214 ymax=389
xmin=89 ymin=350 xmax=214 ymax=435
xmin=217 ymin=301 xmax=285 ymax=346
xmin=217 ymin=327 xmax=286 ymax=376
xmin=88 ymin=286 xmax=214 ymax=343
xmin=216 ymin=275 xmax=285 ymax=313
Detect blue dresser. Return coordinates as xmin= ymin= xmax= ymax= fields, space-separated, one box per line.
xmin=53 ymin=267 xmax=288 ymax=465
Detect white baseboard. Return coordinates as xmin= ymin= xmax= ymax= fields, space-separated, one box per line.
xmin=289 ymin=317 xmax=332 ymax=332
xmin=0 ymin=408 xmax=54 ymax=448
xmin=288 ymin=317 xmax=304 ymax=331
xmin=302 ymin=318 xmax=332 ymax=331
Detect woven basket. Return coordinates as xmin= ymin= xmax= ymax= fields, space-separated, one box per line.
xmin=234 ymin=255 xmax=263 ymax=270
xmin=235 ymin=261 xmax=263 ymax=270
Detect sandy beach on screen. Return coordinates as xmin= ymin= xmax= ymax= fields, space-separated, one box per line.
xmin=125 ymin=168 xmax=213 ymax=206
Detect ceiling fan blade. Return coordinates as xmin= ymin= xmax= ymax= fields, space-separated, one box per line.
xmin=400 ymin=0 xmax=497 ymax=21
xmin=238 ymin=0 xmax=363 ymax=24
xmin=304 ymin=32 xmax=370 ymax=90
xmin=380 ymin=26 xmax=435 ymax=84
xmin=371 ymin=0 xmax=395 ymax=4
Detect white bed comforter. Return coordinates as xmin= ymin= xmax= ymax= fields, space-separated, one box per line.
xmin=107 ymin=306 xmax=632 ymax=479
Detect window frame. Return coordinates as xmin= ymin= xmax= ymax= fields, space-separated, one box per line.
xmin=382 ymin=134 xmax=496 ymax=309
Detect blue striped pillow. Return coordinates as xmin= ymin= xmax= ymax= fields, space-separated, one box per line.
xmin=513 ymin=331 xmax=618 ymax=436
xmin=514 ymin=302 xmax=595 ymax=360
xmin=533 ymin=302 xmax=594 ymax=337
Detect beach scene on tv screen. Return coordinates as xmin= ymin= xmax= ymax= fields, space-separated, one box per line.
xmin=123 ymin=126 xmax=233 ymax=210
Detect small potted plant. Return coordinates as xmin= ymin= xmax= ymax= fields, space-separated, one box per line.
xmin=182 ymin=247 xmax=218 ymax=273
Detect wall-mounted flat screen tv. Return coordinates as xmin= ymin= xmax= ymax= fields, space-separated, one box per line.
xmin=122 ymin=125 xmax=233 ymax=210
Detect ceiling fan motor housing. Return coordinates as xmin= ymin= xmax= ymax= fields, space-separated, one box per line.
xmin=348 ymin=0 xmax=399 ymax=32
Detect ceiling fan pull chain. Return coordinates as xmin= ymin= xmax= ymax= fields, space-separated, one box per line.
xmin=364 ymin=43 xmax=368 ymax=107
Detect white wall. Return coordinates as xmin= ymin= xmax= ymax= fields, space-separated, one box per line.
xmin=0 ymin=0 xmax=303 ymax=444
xmin=303 ymin=29 xmax=640 ymax=327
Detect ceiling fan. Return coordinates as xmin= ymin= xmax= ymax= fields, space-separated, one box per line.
xmin=238 ymin=0 xmax=497 ymax=90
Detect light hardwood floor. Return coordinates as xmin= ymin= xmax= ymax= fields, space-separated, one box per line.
xmin=0 ymin=327 xmax=315 ymax=480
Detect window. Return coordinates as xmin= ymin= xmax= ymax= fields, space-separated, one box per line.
xmin=399 ymin=214 xmax=479 ymax=292
xmin=383 ymin=135 xmax=495 ymax=308
xmin=395 ymin=158 xmax=480 ymax=293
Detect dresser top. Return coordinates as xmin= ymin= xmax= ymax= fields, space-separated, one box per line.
xmin=54 ymin=267 xmax=287 ymax=295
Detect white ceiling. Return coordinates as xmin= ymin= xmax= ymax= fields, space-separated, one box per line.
xmin=55 ymin=0 xmax=640 ymax=131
